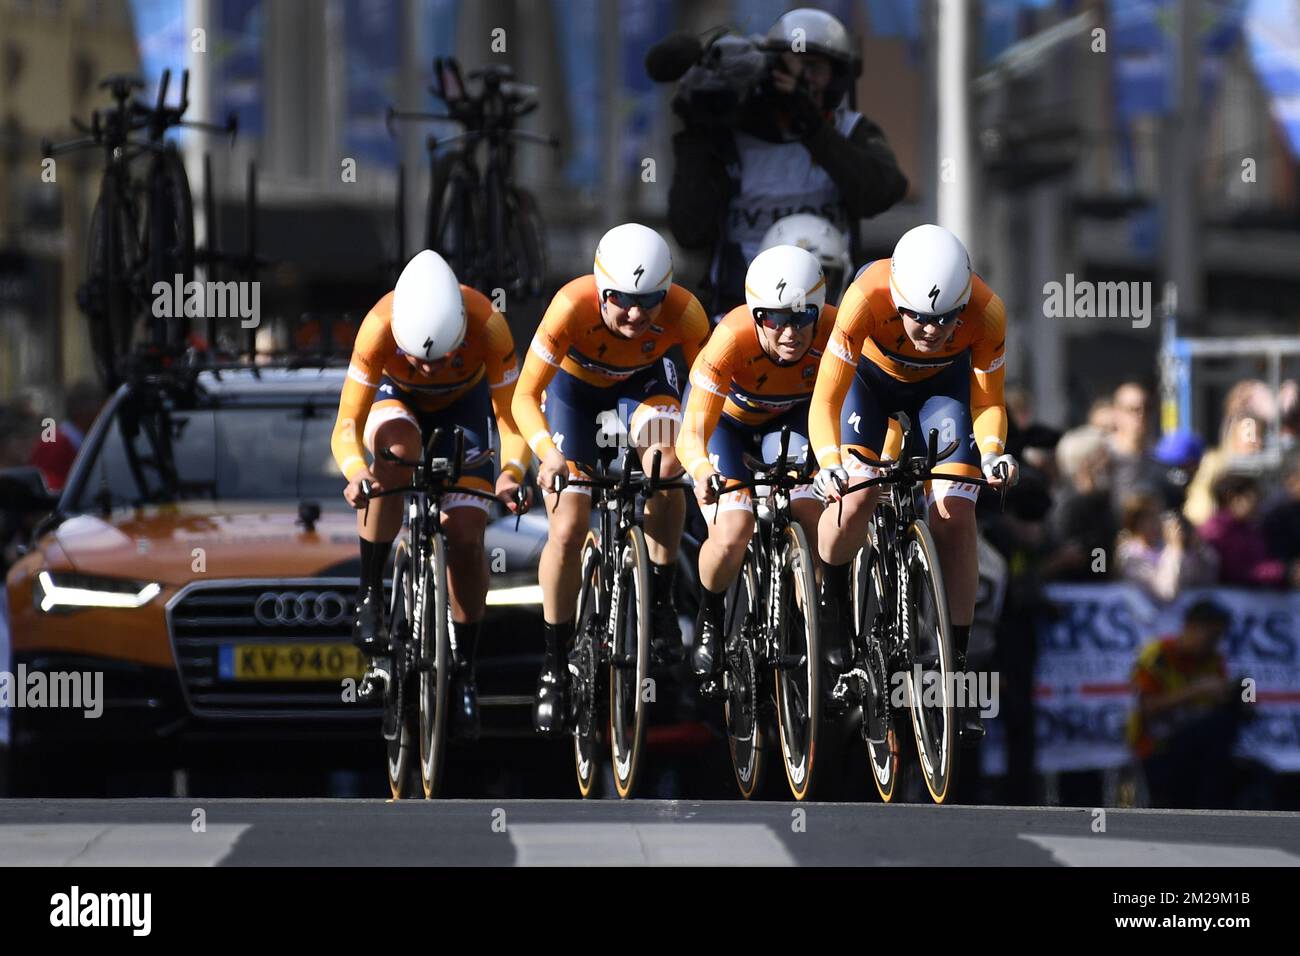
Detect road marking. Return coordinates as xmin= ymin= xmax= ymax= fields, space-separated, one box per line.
xmin=508 ymin=823 xmax=795 ymax=866
xmin=0 ymin=824 xmax=250 ymax=866
xmin=1020 ymin=834 xmax=1300 ymax=867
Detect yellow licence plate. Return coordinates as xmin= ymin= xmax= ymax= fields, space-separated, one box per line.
xmin=222 ymin=644 xmax=365 ymax=681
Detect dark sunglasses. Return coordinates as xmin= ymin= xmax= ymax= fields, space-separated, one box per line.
xmin=753 ymin=306 xmax=819 ymax=330
xmin=602 ymin=288 xmax=668 ymax=310
xmin=899 ymin=306 xmax=963 ymax=328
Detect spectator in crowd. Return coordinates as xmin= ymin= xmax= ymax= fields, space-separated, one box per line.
xmin=1042 ymin=425 xmax=1117 ymax=580
xmin=1261 ymin=452 xmax=1300 ymax=566
xmin=667 ymin=8 xmax=907 ymax=316
xmin=1199 ymin=472 xmax=1293 ymax=588
xmin=27 ymin=381 xmax=102 ymax=492
xmin=1151 ymin=428 xmax=1205 ymax=511
xmin=1087 ymin=396 xmax=1115 ymax=435
xmin=1115 ymin=491 xmax=1218 ymax=603
xmin=981 ymin=424 xmax=1059 ymax=805
xmin=1184 ymin=380 xmax=1275 ymax=525
xmin=1107 ymin=382 xmax=1165 ymax=517
xmin=1127 ymin=599 xmax=1245 ymax=809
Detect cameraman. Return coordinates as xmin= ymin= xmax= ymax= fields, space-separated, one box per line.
xmin=667 ymin=8 xmax=908 ymax=317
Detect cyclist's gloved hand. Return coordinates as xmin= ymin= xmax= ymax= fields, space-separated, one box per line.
xmin=537 ymin=450 xmax=569 ymax=498
xmin=981 ymin=452 xmax=1019 ymax=488
xmin=344 ymin=469 xmax=380 ymax=509
xmin=496 ymin=470 xmax=531 ymax=514
xmin=814 ymin=465 xmax=850 ymax=502
xmin=695 ymin=469 xmax=725 ymax=508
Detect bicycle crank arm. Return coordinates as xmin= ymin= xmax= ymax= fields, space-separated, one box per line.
xmin=359 ymin=660 xmax=392 ymax=702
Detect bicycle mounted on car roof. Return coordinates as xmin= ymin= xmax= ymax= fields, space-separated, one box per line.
xmin=42 ymin=70 xmax=239 ymax=390
xmin=387 ymin=57 xmax=556 ymax=300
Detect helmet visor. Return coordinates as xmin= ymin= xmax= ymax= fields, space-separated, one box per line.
xmin=898 ymin=305 xmax=963 ymax=328
xmin=603 ymin=288 xmax=668 ymax=310
xmin=753 ymin=305 xmax=819 ymax=330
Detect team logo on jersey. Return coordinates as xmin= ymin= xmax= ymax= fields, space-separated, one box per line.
xmin=663 ymin=358 xmax=679 ymax=394
xmin=641 ymin=340 xmax=656 ymax=353
xmin=802 ymin=364 xmax=816 ymax=379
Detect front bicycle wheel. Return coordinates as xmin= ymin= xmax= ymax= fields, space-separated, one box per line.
xmin=608 ymin=526 xmax=651 ymax=799
xmin=418 ymin=533 xmax=452 ymax=798
xmin=853 ymin=545 xmax=899 ymax=802
xmin=773 ymin=522 xmax=825 ymax=801
xmin=573 ymin=532 xmax=605 ymax=798
xmin=385 ymin=539 xmax=419 ymax=799
xmin=725 ymin=552 xmax=765 ymax=799
xmin=902 ymin=519 xmax=958 ymax=804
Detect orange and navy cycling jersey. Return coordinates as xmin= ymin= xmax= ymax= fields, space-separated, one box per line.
xmin=331 ymin=284 xmax=529 ymax=482
xmin=808 ymin=258 xmax=1007 ymax=469
xmin=513 ymin=275 xmax=710 ymax=459
xmin=677 ymin=305 xmax=836 ymax=482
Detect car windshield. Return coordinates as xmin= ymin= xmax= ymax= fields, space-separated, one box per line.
xmin=70 ymin=392 xmax=344 ymax=509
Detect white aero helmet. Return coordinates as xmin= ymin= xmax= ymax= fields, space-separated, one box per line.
xmin=593 ymin=222 xmax=673 ymax=299
xmin=391 ymin=249 xmax=466 ymax=360
xmin=759 ymin=214 xmax=852 ymax=303
xmin=745 ymin=244 xmax=827 ymax=316
xmin=889 ymin=224 xmax=973 ymax=320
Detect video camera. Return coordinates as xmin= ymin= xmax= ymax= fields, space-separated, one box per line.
xmin=645 ymin=29 xmax=783 ymax=127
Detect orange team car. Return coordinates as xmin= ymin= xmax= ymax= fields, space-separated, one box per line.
xmin=1 ymin=365 xmax=556 ymax=796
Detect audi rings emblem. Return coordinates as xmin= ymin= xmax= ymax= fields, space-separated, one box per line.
xmin=254 ymin=591 xmax=352 ymax=628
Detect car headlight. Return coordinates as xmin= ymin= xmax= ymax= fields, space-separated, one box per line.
xmin=33 ymin=570 xmax=162 ymax=613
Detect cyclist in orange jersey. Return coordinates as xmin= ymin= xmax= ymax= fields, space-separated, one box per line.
xmin=512 ymin=223 xmax=710 ymax=736
xmin=676 ymin=244 xmax=835 ymax=699
xmin=331 ymin=250 xmax=530 ymax=739
xmin=807 ymin=225 xmax=1018 ymax=736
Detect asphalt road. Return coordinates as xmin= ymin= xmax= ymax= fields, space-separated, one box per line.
xmin=2 ymin=800 xmax=1298 ymax=866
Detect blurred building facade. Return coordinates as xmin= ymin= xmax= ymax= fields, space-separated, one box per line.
xmin=1 ymin=0 xmax=1298 ymax=445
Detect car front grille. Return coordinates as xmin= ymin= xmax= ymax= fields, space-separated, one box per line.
xmin=166 ymin=579 xmax=383 ymax=719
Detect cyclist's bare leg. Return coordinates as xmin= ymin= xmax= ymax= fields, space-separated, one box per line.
xmin=792 ymin=497 xmax=823 ymax=565
xmin=926 ymin=489 xmax=977 ymax=628
xmin=538 ymin=481 xmax=592 ymax=624
xmin=816 ymin=444 xmax=882 ymax=669
xmin=817 ymin=471 xmax=880 ymax=566
xmin=635 ymin=434 xmax=685 ymax=565
xmin=442 ymin=504 xmax=489 ymax=623
xmin=698 ymin=505 xmax=755 ymax=591
xmin=363 ymin=418 xmax=419 ymax=543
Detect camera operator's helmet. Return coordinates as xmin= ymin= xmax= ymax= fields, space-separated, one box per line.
xmin=889 ymin=224 xmax=973 ymax=321
xmin=745 ymin=244 xmax=827 ymax=316
xmin=392 ymin=249 xmax=466 ymax=360
xmin=765 ymin=8 xmax=860 ymax=103
xmin=594 ymin=223 xmax=674 ymax=298
xmin=760 ymin=214 xmax=852 ymax=304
